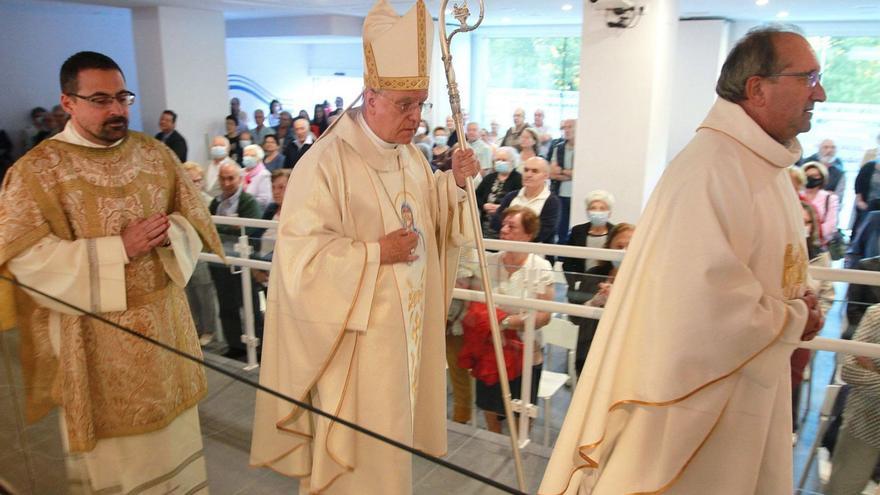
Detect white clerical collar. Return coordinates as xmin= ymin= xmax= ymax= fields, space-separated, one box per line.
xmin=52 ymin=121 xmax=125 ymax=148
xmin=357 ymin=110 xmax=398 ymax=151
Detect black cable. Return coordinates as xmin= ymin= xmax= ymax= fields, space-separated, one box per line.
xmin=0 ymin=274 xmax=528 ymax=495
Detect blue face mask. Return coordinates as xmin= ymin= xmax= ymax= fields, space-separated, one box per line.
xmin=239 ymin=140 xmax=252 ymax=149
xmin=210 ymin=146 xmax=227 ymax=159
xmin=494 ymin=161 xmax=511 ymax=174
xmin=434 ymin=135 xmax=448 ymax=147
xmin=611 ymin=259 xmax=621 ymax=268
xmin=242 ymin=156 xmax=259 ymax=169
xmin=589 ymin=210 xmax=609 ymax=226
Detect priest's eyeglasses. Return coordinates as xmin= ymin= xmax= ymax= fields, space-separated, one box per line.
xmin=765 ymin=70 xmax=822 ymax=88
xmin=66 ymin=91 xmax=137 ymax=108
xmin=376 ymin=92 xmax=433 ymax=114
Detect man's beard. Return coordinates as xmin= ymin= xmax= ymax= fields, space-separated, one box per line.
xmin=100 ymin=116 xmax=129 ymax=140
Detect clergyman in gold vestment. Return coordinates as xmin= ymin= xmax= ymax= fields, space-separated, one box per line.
xmin=249 ymin=1 xmax=481 ymax=493
xmin=0 ymin=51 xmax=223 ymax=494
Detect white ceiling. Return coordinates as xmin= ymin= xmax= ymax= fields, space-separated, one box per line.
xmin=27 ymin=0 xmax=880 ymax=25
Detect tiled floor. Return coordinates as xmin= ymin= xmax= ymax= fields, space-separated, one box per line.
xmin=0 ymin=280 xmax=871 ymax=494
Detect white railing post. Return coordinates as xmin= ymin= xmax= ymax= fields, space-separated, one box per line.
xmin=234 ymin=227 xmax=260 ymax=370
xmin=516 ymin=265 xmax=538 ymax=448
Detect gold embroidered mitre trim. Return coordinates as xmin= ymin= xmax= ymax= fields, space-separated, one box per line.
xmin=363 ymin=0 xmax=430 ymax=90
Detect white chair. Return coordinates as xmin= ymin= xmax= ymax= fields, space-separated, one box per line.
xmin=542 ymin=317 xmax=579 ymax=387
xmin=538 ymin=317 xmax=579 ymax=445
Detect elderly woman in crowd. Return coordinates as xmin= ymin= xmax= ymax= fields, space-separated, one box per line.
xmin=476 ymin=146 xmax=522 ymax=237
xmin=241 ymin=144 xmax=272 ymax=210
xmin=565 ymin=223 xmax=635 ymax=375
xmin=802 ymin=161 xmax=839 ymax=250
xmin=180 ymin=161 xmax=221 ymax=345
xmin=261 ymin=134 xmax=285 ymax=172
xmin=516 ymin=127 xmax=540 ymax=166
xmin=458 ymin=207 xmax=554 ymax=433
xmin=562 ymin=190 xmax=616 ymax=275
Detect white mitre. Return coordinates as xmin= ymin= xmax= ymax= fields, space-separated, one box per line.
xmin=363 ymin=0 xmax=433 ymax=90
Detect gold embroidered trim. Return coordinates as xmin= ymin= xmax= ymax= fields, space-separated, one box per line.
xmin=0 ymin=223 xmax=51 ymax=266
xmin=417 ymin=0 xmax=427 ymax=77
xmin=543 ymin=306 xmax=793 ymax=495
xmin=362 ymin=0 xmax=430 ymax=90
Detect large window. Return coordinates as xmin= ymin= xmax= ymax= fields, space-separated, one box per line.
xmin=474 ymin=31 xmax=581 ymax=138
xmin=802 ymin=36 xmax=880 ymax=227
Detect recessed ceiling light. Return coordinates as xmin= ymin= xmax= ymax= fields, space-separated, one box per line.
xmin=755 ymin=0 xmax=769 ymax=6
xmin=776 ymin=10 xmax=789 ymax=18
xmin=562 ymin=3 xmax=573 ymax=11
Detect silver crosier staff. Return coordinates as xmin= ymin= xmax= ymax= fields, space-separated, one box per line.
xmin=438 ymin=1 xmax=527 ymax=491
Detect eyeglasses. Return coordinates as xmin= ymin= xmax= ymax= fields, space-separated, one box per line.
xmin=376 ymin=92 xmax=432 ymax=114
xmin=765 ymin=70 xmax=822 ymax=88
xmin=66 ymin=91 xmax=136 ymax=108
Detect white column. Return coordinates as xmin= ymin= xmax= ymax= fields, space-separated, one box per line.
xmin=132 ymin=6 xmax=228 ymax=163
xmin=667 ymin=19 xmax=730 ymax=162
xmin=570 ymin=0 xmax=679 ymax=226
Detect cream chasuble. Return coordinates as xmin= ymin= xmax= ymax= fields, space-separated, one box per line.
xmin=0 ymin=123 xmax=224 ymax=494
xmin=356 ymin=111 xmax=428 ymax=418
xmin=250 ymin=108 xmax=470 ymax=495
xmin=539 ymin=99 xmax=811 ymax=495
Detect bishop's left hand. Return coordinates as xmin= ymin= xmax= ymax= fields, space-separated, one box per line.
xmin=451 ymin=148 xmax=479 ymax=188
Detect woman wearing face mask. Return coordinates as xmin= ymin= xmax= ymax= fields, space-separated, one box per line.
xmin=431 ymin=126 xmax=452 ymax=172
xmin=241 ymin=144 xmax=272 ymax=210
xmin=562 ymin=190 xmax=616 ymax=274
xmin=802 ymin=161 xmax=839 ymax=251
xmin=566 ymin=222 xmax=635 ymax=376
xmin=475 ymin=146 xmax=522 ymax=237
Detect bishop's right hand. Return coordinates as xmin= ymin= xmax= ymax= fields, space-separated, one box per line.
xmin=379 ymin=228 xmax=418 ymax=264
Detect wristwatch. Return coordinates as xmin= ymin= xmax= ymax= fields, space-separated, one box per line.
xmin=500 ymin=316 xmax=511 ymax=330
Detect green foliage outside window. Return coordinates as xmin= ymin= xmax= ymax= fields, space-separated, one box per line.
xmin=810 ymin=36 xmax=880 ymax=105
xmin=487 ymin=37 xmax=581 ymax=91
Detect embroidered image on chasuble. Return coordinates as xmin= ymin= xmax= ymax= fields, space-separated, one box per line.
xmin=0 ymin=132 xmax=223 ymax=453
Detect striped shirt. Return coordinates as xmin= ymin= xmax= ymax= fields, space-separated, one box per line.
xmin=841 ymin=304 xmax=880 ymax=449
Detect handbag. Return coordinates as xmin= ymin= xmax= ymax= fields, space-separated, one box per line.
xmin=457 ymin=302 xmax=523 ymax=386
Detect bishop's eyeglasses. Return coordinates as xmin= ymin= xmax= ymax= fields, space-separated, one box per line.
xmin=66 ymin=91 xmax=137 ymax=108
xmin=765 ymin=70 xmax=822 ymax=88
xmin=376 ymin=92 xmax=433 ymax=114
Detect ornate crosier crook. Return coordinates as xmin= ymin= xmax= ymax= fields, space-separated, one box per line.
xmin=438 ymin=2 xmax=527 ymax=492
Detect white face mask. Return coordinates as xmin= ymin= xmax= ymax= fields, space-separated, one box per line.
xmin=417 ymin=126 xmax=427 ymax=135
xmin=589 ymin=210 xmax=609 ymax=226
xmin=242 ymin=156 xmax=259 ymax=169
xmin=210 ymin=146 xmax=227 ymax=159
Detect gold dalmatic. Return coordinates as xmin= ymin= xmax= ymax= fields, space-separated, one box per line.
xmin=0 ymin=132 xmax=223 ymax=452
